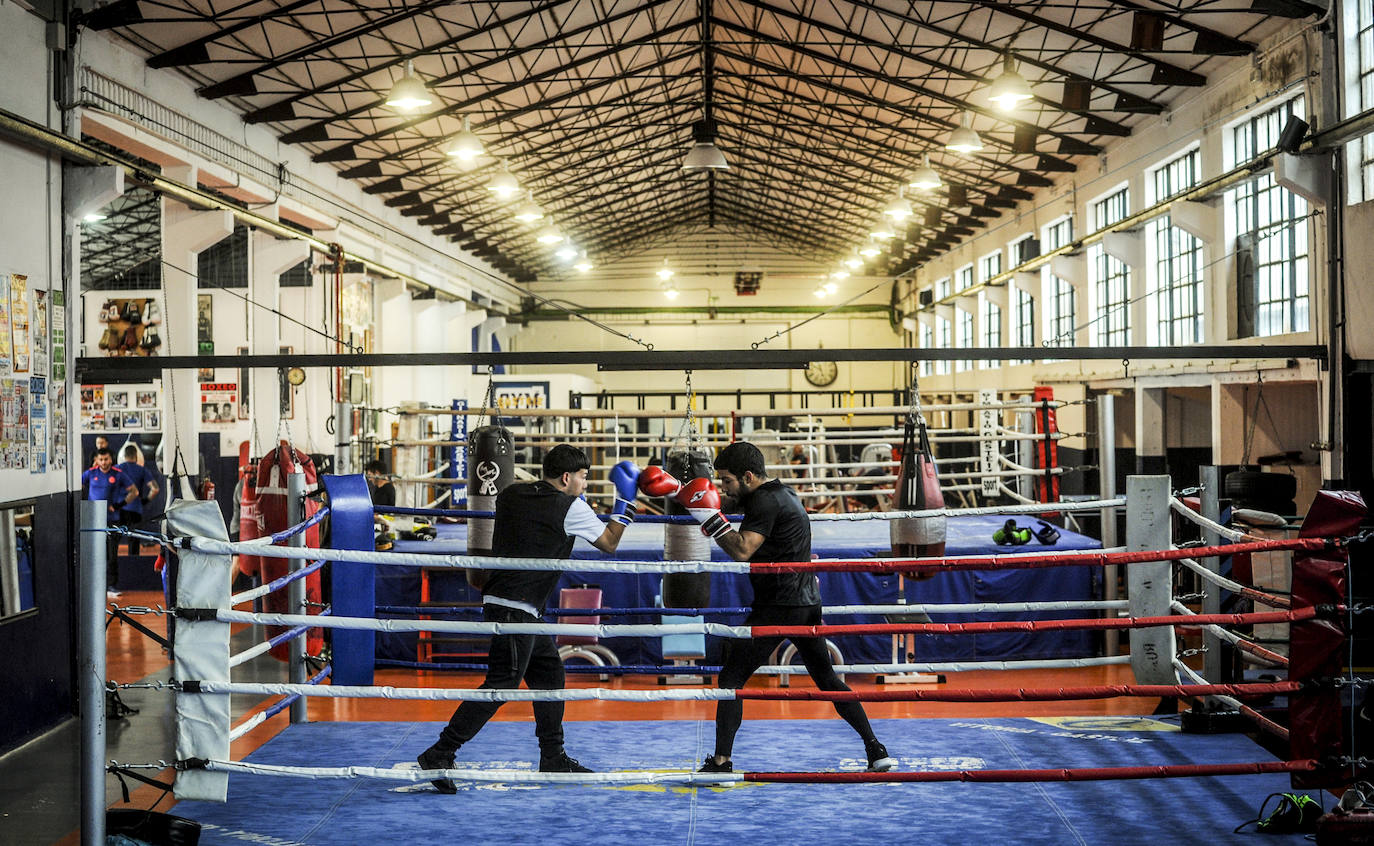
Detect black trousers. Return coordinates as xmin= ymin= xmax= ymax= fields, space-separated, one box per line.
xmin=434 ymin=603 xmax=567 ymax=756
xmin=713 ymin=604 xmax=876 ymax=758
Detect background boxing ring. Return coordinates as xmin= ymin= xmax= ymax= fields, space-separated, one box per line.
xmin=376 ymin=514 xmax=1102 ymax=666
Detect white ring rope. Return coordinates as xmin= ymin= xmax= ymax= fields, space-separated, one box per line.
xmin=397 ymin=400 xmax=1067 ymax=419
xmin=1168 ymin=497 xmax=1248 ymax=542
xmin=204 ymin=759 xmax=744 ymax=786
xmin=215 ymin=609 xmax=753 ymax=639
xmin=1171 ymin=554 xmax=1287 ymax=608
xmin=1168 ymin=600 xmax=1287 ymax=668
xmin=1173 ymin=661 xmax=1247 ymax=712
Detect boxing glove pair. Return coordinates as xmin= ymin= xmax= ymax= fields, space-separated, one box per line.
xmin=638 ymin=465 xmax=732 ymax=540
xmin=140 ymin=325 xmax=162 ymax=351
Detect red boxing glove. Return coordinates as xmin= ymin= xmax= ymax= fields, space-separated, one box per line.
xmin=638 ymin=465 xmax=683 ymax=498
xmin=677 ymin=477 xmax=733 ymax=540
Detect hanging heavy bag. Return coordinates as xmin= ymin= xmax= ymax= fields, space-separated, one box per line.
xmin=466 ymin=425 xmax=514 ymax=590
xmin=890 ymin=414 xmax=945 ymax=580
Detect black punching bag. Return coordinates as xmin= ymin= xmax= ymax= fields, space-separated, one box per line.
xmin=466 ymin=425 xmax=514 ymax=589
xmin=661 ymin=449 xmax=715 ymax=609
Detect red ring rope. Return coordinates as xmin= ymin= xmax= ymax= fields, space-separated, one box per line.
xmin=734 ymin=680 xmax=1301 ymax=703
xmin=751 ymin=606 xmax=1320 ymax=638
xmin=751 ymin=537 xmax=1331 ymax=574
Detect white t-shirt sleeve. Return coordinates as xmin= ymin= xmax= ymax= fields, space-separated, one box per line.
xmin=563 ymin=498 xmax=607 ymax=544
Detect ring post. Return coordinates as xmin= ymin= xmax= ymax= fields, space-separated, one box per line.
xmin=1098 ymin=393 xmax=1119 ymax=656
xmin=1199 ymin=465 xmax=1224 ymax=685
xmin=79 ymin=501 xmax=106 ymax=846
xmin=287 ymin=471 xmax=307 ymax=723
xmin=1126 ymin=475 xmax=1176 ymax=685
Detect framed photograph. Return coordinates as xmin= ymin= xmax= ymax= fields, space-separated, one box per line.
xmin=146 ymin=410 xmax=161 ymax=430
xmin=106 ymin=390 xmax=128 ymax=410
xmin=197 ymin=294 xmax=213 ymax=355
xmin=279 ymin=345 xmax=294 ymax=419
xmin=136 ymin=390 xmax=157 ymax=409
xmin=198 ymin=367 xmax=214 ymax=383
xmin=108 ymin=413 xmax=122 ymax=431
xmin=123 ymin=411 xmax=142 ymax=429
xmin=238 ymin=345 xmax=251 ymax=419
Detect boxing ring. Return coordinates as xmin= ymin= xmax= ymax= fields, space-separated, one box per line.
xmin=84 ymin=470 xmax=1367 ymax=845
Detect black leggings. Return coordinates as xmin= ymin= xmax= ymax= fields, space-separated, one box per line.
xmin=712 ymin=604 xmax=876 ymax=758
xmin=435 ymin=603 xmax=567 ymax=756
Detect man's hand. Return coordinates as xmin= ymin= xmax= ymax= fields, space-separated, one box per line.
xmin=676 ymin=477 xmax=733 ymax=540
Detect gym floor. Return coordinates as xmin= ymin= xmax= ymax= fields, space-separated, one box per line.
xmin=0 ymin=587 xmax=1199 ymax=845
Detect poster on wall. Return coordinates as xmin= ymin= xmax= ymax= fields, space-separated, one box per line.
xmin=9 ymin=274 xmax=28 ymax=374
xmin=0 ymin=274 xmax=12 ymax=375
xmin=31 ymin=288 xmax=48 ymax=378
xmin=51 ymin=290 xmax=64 ymax=382
xmin=200 ymin=382 xmax=237 ymax=429
xmin=0 ymin=379 xmax=28 ymax=469
xmin=50 ymin=381 xmax=66 ymax=472
xmin=493 ymin=381 xmax=550 ymax=424
xmin=237 ymin=345 xmax=250 ymax=419
xmin=29 ymin=377 xmax=46 ymax=474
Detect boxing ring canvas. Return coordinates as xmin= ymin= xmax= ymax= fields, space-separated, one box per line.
xmin=378 ymin=515 xmax=1103 ymax=666
xmin=170 ymin=717 xmax=1312 ymax=845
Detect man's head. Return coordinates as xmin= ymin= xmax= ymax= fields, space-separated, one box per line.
xmin=93 ymin=448 xmax=114 ymax=471
xmin=95 ymin=435 xmax=109 ymax=450
xmin=120 ymin=443 xmax=141 ymax=463
xmin=542 ymin=444 xmax=591 ymax=496
xmin=364 ymin=459 xmax=388 ymax=481
xmin=713 ymin=441 xmax=768 ymax=500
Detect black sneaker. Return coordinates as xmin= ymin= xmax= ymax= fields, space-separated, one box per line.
xmin=865 ymin=740 xmax=896 ymax=773
xmin=698 ymin=756 xmax=733 ymax=773
xmin=417 ymin=746 xmax=457 ymax=794
xmin=539 ymin=752 xmax=592 ymax=773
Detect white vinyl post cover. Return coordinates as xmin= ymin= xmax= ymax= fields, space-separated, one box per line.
xmin=169 ymin=499 xmax=232 ymax=801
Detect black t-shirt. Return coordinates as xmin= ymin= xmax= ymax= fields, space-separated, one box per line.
xmin=739 ymin=479 xmax=820 ymax=607
xmin=482 ymin=481 xmax=579 ymax=610
xmin=372 ymin=480 xmax=396 ymax=507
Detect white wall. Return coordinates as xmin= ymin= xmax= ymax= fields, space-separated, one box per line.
xmin=0 ymin=2 xmax=74 ymax=498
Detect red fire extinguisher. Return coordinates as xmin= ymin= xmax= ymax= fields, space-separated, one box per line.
xmin=198 ymin=478 xmax=216 ymax=501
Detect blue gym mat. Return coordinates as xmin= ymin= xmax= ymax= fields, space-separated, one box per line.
xmin=171 ymin=717 xmax=1316 ymax=845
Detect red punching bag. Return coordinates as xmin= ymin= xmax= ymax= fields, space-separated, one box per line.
xmin=256 ymin=442 xmax=323 ymax=660
xmin=890 ymin=415 xmax=945 ymax=579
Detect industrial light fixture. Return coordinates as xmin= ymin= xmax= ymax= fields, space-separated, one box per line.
xmin=82 ymin=212 xmax=106 ymax=223
xmin=486 ymin=162 xmax=520 ymax=199
xmin=574 ymin=251 xmax=594 ymax=272
xmin=537 ymin=225 xmax=564 ymax=245
xmin=870 ymin=220 xmax=896 ymax=240
xmin=656 ymin=259 xmax=675 ymax=281
xmin=945 ymin=112 xmax=984 ymax=153
xmin=555 ymin=243 xmax=579 ymax=261
xmin=513 ymin=192 xmax=544 ymax=223
xmin=663 ymin=283 xmax=680 ymax=299
xmin=813 ymin=284 xmax=828 ymax=299
xmin=385 ymin=60 xmax=432 ymax=111
xmin=824 ymin=281 xmax=839 ymax=295
xmin=681 ymin=118 xmax=729 ymax=170
xmin=843 ymin=251 xmax=864 ymax=270
xmin=883 ymin=190 xmax=913 ymax=222
xmin=859 ymin=243 xmax=882 ymax=258
xmin=444 ymin=115 xmax=485 ymax=161
xmin=987 ymin=53 xmax=1032 ymax=110
xmin=908 ymin=154 xmax=942 ymax=190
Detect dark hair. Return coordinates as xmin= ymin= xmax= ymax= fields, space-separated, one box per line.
xmin=542 ymin=444 xmax=590 ymax=478
xmin=364 ymin=460 xmax=388 ymax=474
xmin=714 ymin=441 xmax=766 ymax=478
xmin=120 ymin=444 xmax=141 ymax=462
xmin=93 ymin=447 xmax=113 ymax=459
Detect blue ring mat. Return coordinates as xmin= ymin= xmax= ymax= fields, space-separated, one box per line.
xmin=172 ymin=716 xmax=1317 ymax=845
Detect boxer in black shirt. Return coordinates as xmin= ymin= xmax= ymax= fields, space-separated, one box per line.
xmin=416 ymin=445 xmax=633 ymax=793
xmin=695 ymin=441 xmax=896 ymax=774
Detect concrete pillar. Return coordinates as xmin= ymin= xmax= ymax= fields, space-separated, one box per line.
xmin=1134 ymin=386 xmax=1167 ymax=475
xmin=161 ymin=166 xmax=233 ymax=496
xmin=376 ymin=278 xmax=415 ymax=410
xmin=1210 ymin=380 xmax=1248 ymax=465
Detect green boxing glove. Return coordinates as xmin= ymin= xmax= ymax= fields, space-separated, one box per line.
xmin=993 ymin=519 xmax=1032 ymax=546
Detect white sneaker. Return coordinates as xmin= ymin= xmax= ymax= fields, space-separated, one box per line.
xmin=106 ymin=589 xmax=123 ymax=599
